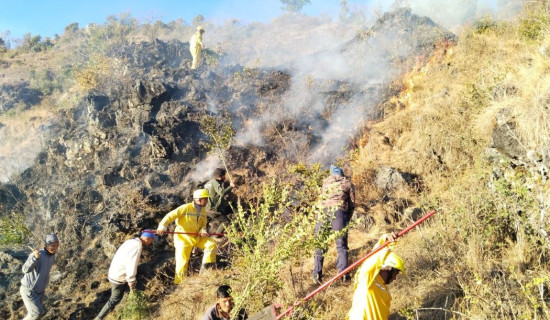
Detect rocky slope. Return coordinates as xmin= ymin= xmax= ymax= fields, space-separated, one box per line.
xmin=0 ymin=9 xmax=457 ymax=319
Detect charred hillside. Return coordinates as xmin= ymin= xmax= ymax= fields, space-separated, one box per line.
xmin=0 ymin=8 xmax=468 ymax=320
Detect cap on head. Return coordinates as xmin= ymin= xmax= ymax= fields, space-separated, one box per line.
xmin=330 ymin=165 xmax=344 ymax=176
xmin=193 ymin=189 xmax=209 ymax=199
xmin=45 ymin=233 xmax=59 ymax=244
xmin=382 ymin=251 xmax=406 ymax=274
xmin=197 ymin=26 xmax=205 ymax=32
xmin=141 ymin=231 xmax=158 ymax=241
xmin=213 ymin=168 xmax=226 ymax=178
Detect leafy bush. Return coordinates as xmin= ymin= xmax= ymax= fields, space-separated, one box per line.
xmin=199 ymin=111 xmax=236 ymax=175
xmin=203 ymin=48 xmax=222 ymax=67
xmin=0 ymin=212 xmax=32 ymax=245
xmin=473 ymin=15 xmax=498 ymax=34
xmin=72 ymin=54 xmax=113 ymax=92
xmin=19 ymin=33 xmax=53 ymax=53
xmin=226 ymin=164 xmax=340 ymax=317
xmin=119 ymin=290 xmax=149 ymax=320
xmin=29 ymin=69 xmax=57 ymax=95
xmin=0 ymin=38 xmax=7 ymax=53
xmin=519 ymin=12 xmax=549 ymax=41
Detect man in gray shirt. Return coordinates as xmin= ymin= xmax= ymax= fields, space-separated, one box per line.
xmin=20 ymin=233 xmax=59 ymax=320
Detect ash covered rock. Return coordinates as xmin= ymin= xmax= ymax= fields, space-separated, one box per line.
xmin=343 ymin=8 xmax=456 ymax=59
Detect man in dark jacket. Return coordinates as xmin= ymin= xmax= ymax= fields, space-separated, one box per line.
xmin=20 ymin=233 xmax=60 ymax=320
xmin=204 ymin=168 xmax=235 ymax=237
xmin=202 ymin=285 xmax=247 ymax=320
xmin=312 ymin=165 xmax=356 ymax=284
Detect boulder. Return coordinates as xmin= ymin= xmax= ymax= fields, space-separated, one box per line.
xmin=374 ymin=166 xmax=411 ymax=191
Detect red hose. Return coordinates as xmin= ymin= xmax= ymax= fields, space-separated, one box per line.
xmin=142 ymin=229 xmax=225 ymax=237
xmin=275 ymin=210 xmax=437 ymax=319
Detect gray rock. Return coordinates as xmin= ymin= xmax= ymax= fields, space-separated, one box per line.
xmin=374 ymin=166 xmax=409 ymax=191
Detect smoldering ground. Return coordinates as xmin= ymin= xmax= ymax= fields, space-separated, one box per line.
xmin=0 ymin=0 xmax=516 ymax=182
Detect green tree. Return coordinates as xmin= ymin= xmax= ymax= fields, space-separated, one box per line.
xmin=199 ymin=111 xmax=236 ymax=179
xmin=21 ymin=33 xmax=41 ymax=52
xmin=192 ymin=14 xmax=205 ymax=27
xmin=339 ymin=0 xmax=350 ymax=21
xmin=0 ymin=37 xmax=6 ymax=53
xmin=143 ymin=20 xmax=165 ymax=42
xmin=280 ymin=0 xmax=311 ymax=13
xmin=64 ymin=22 xmax=79 ymax=35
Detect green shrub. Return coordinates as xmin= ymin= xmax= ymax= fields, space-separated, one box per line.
xmin=119 ymin=290 xmax=149 ymax=320
xmin=19 ymin=33 xmax=53 ymax=53
xmin=203 ymin=48 xmax=221 ymax=67
xmin=199 ymin=111 xmax=236 ymax=175
xmin=227 ymin=164 xmax=339 ymax=317
xmin=473 ymin=15 xmax=498 ymax=34
xmin=29 ymin=69 xmax=56 ymax=95
xmin=0 ymin=212 xmax=32 ymax=245
xmin=519 ymin=12 xmax=549 ymax=41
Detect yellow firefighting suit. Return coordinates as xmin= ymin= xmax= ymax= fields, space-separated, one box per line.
xmin=157 ymin=202 xmax=216 ymax=284
xmin=190 ymin=27 xmax=204 ymax=69
xmin=346 ymin=236 xmax=397 ymax=320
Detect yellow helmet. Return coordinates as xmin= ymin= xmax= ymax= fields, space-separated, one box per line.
xmin=193 ymin=189 xmax=209 ymax=199
xmin=382 ymin=251 xmax=406 ymax=274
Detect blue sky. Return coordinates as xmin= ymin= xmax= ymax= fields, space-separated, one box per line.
xmin=0 ymin=0 xmax=378 ymax=40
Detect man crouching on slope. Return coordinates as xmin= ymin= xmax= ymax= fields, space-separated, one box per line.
xmin=94 ymin=231 xmax=157 ymax=320
xmin=347 ymin=233 xmax=405 ymax=320
xmin=157 ymin=189 xmax=217 ymax=284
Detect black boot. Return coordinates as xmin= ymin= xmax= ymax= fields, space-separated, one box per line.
xmin=311 ymin=273 xmax=322 ymax=285
xmin=200 ymin=262 xmax=217 ymax=274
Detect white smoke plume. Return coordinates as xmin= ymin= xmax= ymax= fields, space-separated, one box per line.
xmin=197 ymin=0 xmax=515 ymax=170
xmin=188 ymin=153 xmax=221 ymax=183
xmin=0 ymin=0 xmax=517 ymax=183
xmin=0 ymin=120 xmax=47 ymax=183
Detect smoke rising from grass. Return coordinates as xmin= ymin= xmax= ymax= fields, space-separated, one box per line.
xmin=0 ymin=121 xmax=46 ymax=183
xmin=202 ymin=8 xmax=430 ymax=168
xmin=188 ymin=154 xmax=221 ymax=183
xmin=0 ymin=0 xmax=515 ymax=183
xmin=198 ymin=0 xmax=514 ymax=170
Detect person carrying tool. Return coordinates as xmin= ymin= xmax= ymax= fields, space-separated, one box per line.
xmin=94 ymin=231 xmax=157 ymax=320
xmin=20 ymin=233 xmax=60 ymax=320
xmin=248 ymin=211 xmax=435 ymax=320
xmin=157 ymin=189 xmax=217 ymax=284
xmin=312 ymin=165 xmax=355 ymax=284
xmin=202 ymin=285 xmax=248 ymax=320
xmin=190 ymin=26 xmax=205 ymax=69
xmin=204 ymin=168 xmax=235 ymax=238
xmin=346 ymin=233 xmax=404 ymax=320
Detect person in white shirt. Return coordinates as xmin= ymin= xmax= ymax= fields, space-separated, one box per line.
xmin=94 ymin=231 xmax=157 ymax=320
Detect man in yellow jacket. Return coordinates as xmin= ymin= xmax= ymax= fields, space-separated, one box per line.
xmin=190 ymin=26 xmax=205 ymax=69
xmin=157 ymin=189 xmax=217 ymax=284
xmin=347 ymin=233 xmax=405 ymax=320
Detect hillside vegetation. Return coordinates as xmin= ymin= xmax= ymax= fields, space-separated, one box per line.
xmin=0 ymin=3 xmax=549 ymax=320
xmin=352 ymin=5 xmax=550 ymax=319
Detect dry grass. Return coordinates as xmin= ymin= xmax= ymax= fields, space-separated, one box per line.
xmin=350 ymin=6 xmax=550 ymax=319
xmin=2 ymin=5 xmax=549 ymax=320
xmin=151 ymin=227 xmax=387 ymax=320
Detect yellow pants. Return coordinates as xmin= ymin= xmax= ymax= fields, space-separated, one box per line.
xmin=173 ymin=234 xmax=216 ymax=284
xmin=191 ymin=47 xmax=202 ymax=69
